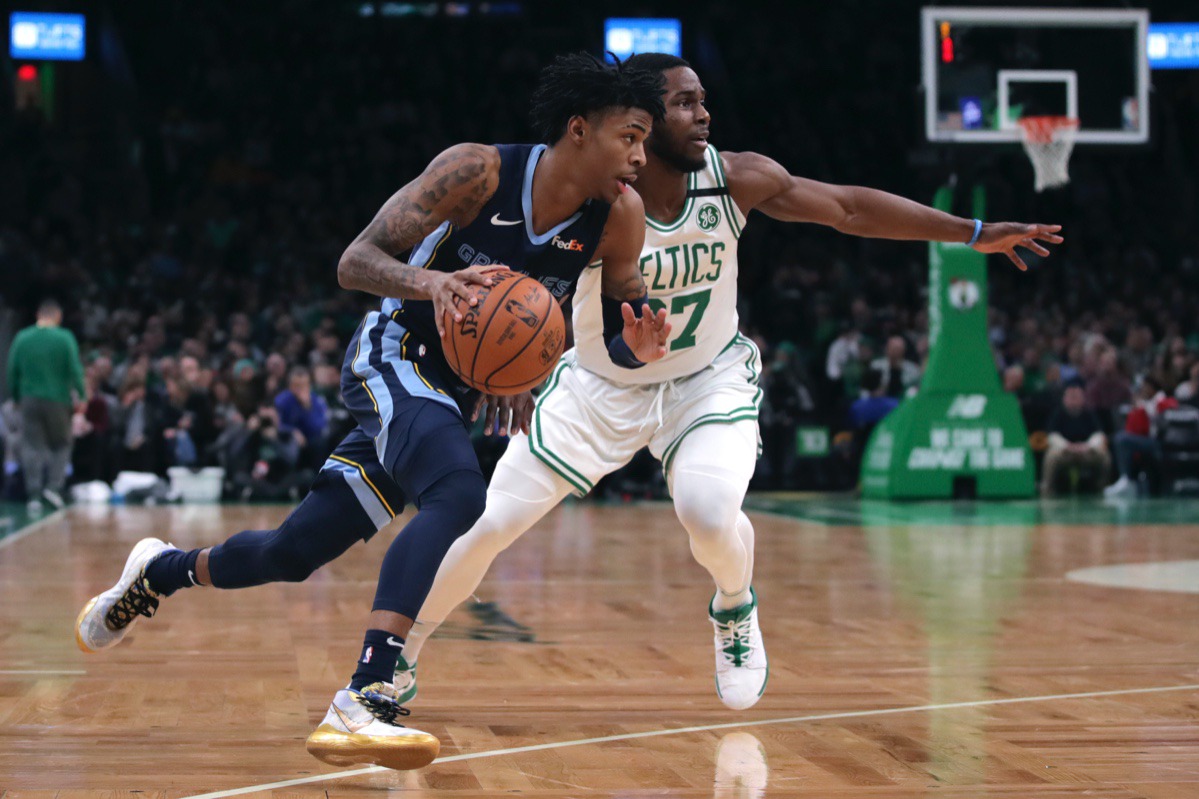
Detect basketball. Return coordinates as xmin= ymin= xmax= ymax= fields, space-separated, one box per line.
xmin=443 ymin=270 xmax=565 ymax=394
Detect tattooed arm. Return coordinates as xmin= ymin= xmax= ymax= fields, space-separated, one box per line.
xmin=595 ymin=189 xmax=671 ymax=364
xmin=338 ymin=143 xmax=503 ymax=336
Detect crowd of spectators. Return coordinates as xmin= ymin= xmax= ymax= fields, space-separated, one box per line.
xmin=2 ymin=2 xmax=1198 ymax=500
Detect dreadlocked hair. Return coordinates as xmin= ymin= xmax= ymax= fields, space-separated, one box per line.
xmin=529 ymin=51 xmax=666 ymax=145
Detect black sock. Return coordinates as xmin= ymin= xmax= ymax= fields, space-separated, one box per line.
xmin=350 ymin=629 xmax=404 ymax=692
xmin=144 ymin=549 xmax=202 ymax=596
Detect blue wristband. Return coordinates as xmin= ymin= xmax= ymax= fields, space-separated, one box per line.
xmin=967 ymin=218 xmax=983 ymax=246
xmin=607 ymin=335 xmax=646 ymax=369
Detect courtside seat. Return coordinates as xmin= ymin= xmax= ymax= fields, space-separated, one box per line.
xmin=1158 ymin=407 xmax=1199 ymax=495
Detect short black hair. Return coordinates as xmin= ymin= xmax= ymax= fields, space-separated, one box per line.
xmin=623 ymin=53 xmax=691 ymax=75
xmin=529 ymin=51 xmax=665 ymax=144
xmin=861 ymin=367 xmax=884 ymax=394
xmin=37 ymin=298 xmax=61 ymax=316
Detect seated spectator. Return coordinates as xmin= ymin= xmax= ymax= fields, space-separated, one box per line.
xmin=72 ymin=363 xmax=114 ymax=483
xmin=160 ymin=377 xmax=199 ymax=467
xmin=1084 ymin=348 xmax=1131 ymax=431
xmin=1104 ymin=375 xmax=1178 ymax=497
xmin=845 ymin=368 xmax=899 ymax=477
xmin=230 ymin=358 xmax=265 ymax=419
xmin=1174 ymin=361 xmax=1199 ymax=406
xmin=179 ymin=361 xmax=217 ymax=464
xmin=1023 ymin=361 xmax=1063 ymax=433
xmin=263 ymin=352 xmax=289 ymax=398
xmin=824 ymin=323 xmax=860 ymax=402
xmin=112 ymin=369 xmax=159 ymax=473
xmin=759 ymin=342 xmax=816 ymax=489
xmin=1041 ymin=379 xmax=1110 ymax=496
xmin=228 ymin=403 xmax=311 ymax=500
xmin=871 ymin=335 xmax=921 ymax=398
xmin=849 ymin=367 xmax=899 ymax=430
xmin=274 ymin=366 xmax=330 ymax=468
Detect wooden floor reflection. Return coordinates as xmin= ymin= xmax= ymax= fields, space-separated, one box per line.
xmin=1 ymin=498 xmax=1198 ymax=797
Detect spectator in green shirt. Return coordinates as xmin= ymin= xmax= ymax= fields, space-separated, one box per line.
xmin=6 ymin=299 xmax=86 ymax=512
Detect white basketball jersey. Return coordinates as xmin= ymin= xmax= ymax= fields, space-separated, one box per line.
xmin=574 ymin=146 xmax=746 ymax=384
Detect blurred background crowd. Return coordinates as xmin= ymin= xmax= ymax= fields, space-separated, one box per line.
xmin=2 ymin=1 xmax=1198 ymax=503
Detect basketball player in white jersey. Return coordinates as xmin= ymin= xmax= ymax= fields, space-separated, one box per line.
xmin=395 ymin=54 xmax=1063 ymax=710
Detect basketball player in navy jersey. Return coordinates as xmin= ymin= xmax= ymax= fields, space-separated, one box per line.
xmin=75 ymin=53 xmax=670 ymax=770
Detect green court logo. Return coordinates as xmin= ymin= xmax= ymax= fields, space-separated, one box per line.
xmin=697 ymin=203 xmax=720 ymax=231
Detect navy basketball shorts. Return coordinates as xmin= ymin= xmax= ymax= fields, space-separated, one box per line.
xmin=313 ymin=311 xmax=482 ymax=541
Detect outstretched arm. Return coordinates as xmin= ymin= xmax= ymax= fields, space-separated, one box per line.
xmin=722 ymin=150 xmax=1063 ymax=271
xmin=595 ymin=190 xmax=671 ymax=365
xmin=338 ymin=142 xmax=504 ymax=336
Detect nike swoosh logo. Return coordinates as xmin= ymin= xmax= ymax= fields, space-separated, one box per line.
xmin=386 ymin=636 xmax=404 ymax=648
xmin=490 ymin=213 xmax=522 ymax=226
xmin=187 ymin=570 xmax=198 ymax=586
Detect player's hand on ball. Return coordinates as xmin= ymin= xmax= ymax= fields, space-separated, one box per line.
xmin=621 ymin=302 xmax=672 ymax=363
xmin=971 ymin=223 xmax=1063 ymax=272
xmin=433 ymin=264 xmax=510 ymax=338
xmin=472 ymin=390 xmax=535 ymax=437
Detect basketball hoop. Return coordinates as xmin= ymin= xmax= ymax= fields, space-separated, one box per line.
xmin=1017 ymin=116 xmax=1079 ymax=192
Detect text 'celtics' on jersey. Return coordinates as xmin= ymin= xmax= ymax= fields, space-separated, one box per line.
xmin=573 ymin=146 xmax=746 ymax=384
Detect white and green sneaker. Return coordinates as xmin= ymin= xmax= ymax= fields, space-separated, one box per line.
xmin=393 ymin=653 xmax=418 ymax=704
xmin=709 ymin=588 xmax=768 ymax=710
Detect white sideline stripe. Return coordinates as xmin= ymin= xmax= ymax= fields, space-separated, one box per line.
xmin=0 ymin=669 xmax=86 ymax=675
xmin=0 ymin=508 xmax=67 ymax=551
xmin=179 ymin=682 xmax=1199 ymax=799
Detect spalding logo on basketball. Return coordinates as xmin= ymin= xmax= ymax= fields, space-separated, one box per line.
xmin=444 ymin=270 xmax=565 ymax=395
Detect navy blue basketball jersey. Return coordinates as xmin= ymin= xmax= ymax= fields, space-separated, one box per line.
xmin=350 ymin=144 xmax=611 ymax=414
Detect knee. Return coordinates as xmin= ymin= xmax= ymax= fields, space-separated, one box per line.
xmin=673 ymin=473 xmax=740 ymax=544
xmin=422 ymin=469 xmax=487 ymax=535
xmin=262 ymin=531 xmax=319 ymax=582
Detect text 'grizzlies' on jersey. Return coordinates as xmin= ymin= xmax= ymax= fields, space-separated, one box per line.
xmin=345 ymin=144 xmax=611 ymax=414
xmin=573 ymin=145 xmax=746 ymax=384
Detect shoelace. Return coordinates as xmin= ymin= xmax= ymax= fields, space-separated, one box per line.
xmin=104 ymin=577 xmax=160 ymax=630
xmin=714 ymin=617 xmax=757 ymax=667
xmin=357 ymin=683 xmax=412 ymax=725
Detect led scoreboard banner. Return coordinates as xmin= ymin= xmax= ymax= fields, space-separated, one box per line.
xmin=604 ymin=18 xmax=681 ymax=62
xmin=10 ymin=12 xmax=85 ymax=61
xmin=1148 ymin=23 xmax=1199 ymax=70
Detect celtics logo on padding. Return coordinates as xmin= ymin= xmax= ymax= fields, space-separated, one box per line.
xmin=948 ymin=277 xmax=980 ymax=311
xmin=697 ymin=203 xmax=721 ymax=231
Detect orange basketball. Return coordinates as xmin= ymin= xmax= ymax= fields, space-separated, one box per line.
xmin=443 ymin=270 xmax=565 ymax=395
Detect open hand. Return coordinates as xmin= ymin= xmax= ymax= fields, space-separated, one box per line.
xmin=621 ymin=302 xmax=672 ymax=363
xmin=472 ymin=390 xmax=535 ymax=437
xmin=433 ymin=264 xmax=509 ymax=339
xmin=971 ymin=223 xmax=1064 ymax=272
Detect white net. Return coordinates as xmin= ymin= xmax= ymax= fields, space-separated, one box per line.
xmin=1018 ymin=116 xmax=1079 ymax=192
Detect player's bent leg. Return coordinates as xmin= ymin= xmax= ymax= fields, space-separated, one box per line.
xmin=397 ymin=439 xmax=575 ymax=697
xmin=207 ymin=469 xmax=388 ymax=588
xmin=668 ymin=420 xmax=767 ymax=710
xmin=76 ymin=434 xmax=398 ymax=654
xmin=308 ymin=406 xmax=478 ymax=773
xmin=670 ymin=421 xmax=757 ymax=602
xmin=370 ymin=467 xmax=488 ymax=622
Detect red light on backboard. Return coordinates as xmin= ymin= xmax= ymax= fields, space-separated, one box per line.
xmin=941 ymin=37 xmax=954 ymax=63
xmin=17 ymin=64 xmax=38 ymax=81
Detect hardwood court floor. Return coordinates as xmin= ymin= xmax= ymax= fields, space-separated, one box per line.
xmin=2 ymin=496 xmax=1199 ymax=798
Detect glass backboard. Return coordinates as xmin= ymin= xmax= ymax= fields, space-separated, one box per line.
xmin=922 ymin=7 xmax=1149 ymax=145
